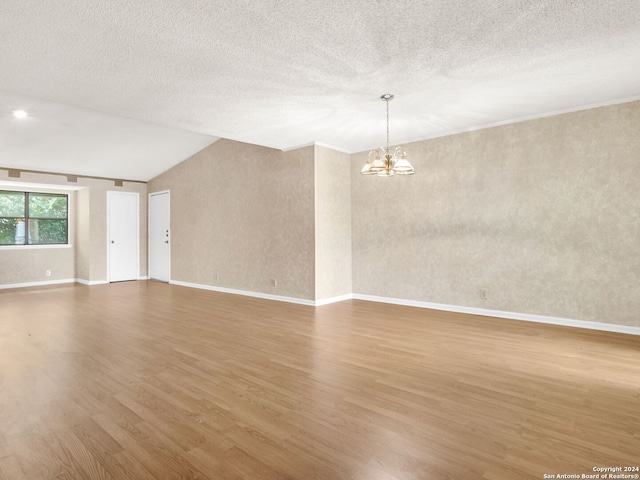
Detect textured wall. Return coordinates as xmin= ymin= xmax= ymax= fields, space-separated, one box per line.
xmin=0 ymin=170 xmax=147 ymax=285
xmin=352 ymin=101 xmax=640 ymax=326
xmin=75 ymin=188 xmax=91 ymax=280
xmin=314 ymin=145 xmax=352 ymax=300
xmin=0 ymin=245 xmax=75 ymax=284
xmin=148 ymin=139 xmax=316 ymax=300
xmin=83 ymin=179 xmax=147 ymax=282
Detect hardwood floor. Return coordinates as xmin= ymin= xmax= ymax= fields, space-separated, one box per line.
xmin=0 ymin=281 xmax=639 ymax=479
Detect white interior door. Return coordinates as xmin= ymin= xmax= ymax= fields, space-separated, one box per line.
xmin=107 ymin=191 xmax=140 ymax=282
xmin=149 ymin=191 xmax=170 ymax=282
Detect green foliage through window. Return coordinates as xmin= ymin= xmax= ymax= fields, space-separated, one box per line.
xmin=0 ymin=191 xmax=68 ymax=245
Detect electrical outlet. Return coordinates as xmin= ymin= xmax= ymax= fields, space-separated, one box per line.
xmin=271 ymin=278 xmax=277 ymax=287
xmin=479 ymin=287 xmax=488 ymax=300
xmin=45 ymin=270 xmax=52 ymax=277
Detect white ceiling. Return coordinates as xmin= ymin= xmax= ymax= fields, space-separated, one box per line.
xmin=0 ymin=90 xmax=216 ymax=181
xmin=1 ymin=1 xmax=639 ymax=181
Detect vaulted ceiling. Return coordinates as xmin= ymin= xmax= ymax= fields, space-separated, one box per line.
xmin=2 ymin=1 xmax=639 ymax=181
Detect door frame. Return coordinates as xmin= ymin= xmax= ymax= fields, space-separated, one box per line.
xmin=106 ymin=191 xmax=140 ymax=282
xmin=148 ymin=189 xmax=171 ymax=282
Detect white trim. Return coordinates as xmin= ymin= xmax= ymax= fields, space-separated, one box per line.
xmin=313 ymin=142 xmax=352 ymax=154
xmin=352 ymin=294 xmax=640 ymax=336
xmin=315 ymin=293 xmax=354 ymax=306
xmin=75 ymin=278 xmax=109 ymax=286
xmin=138 ymin=276 xmax=149 ymax=280
xmin=281 ymin=141 xmax=352 ymax=154
xmin=280 ymin=141 xmax=315 ymax=152
xmin=170 ymin=280 xmax=316 ymax=306
xmin=0 ymin=278 xmax=75 ymax=290
xmin=0 ymin=244 xmax=73 ymax=250
xmin=0 ymin=180 xmax=84 ymax=191
xmin=384 ymin=95 xmax=640 ymax=153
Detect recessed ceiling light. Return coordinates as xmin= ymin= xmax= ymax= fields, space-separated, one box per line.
xmin=11 ymin=109 xmax=28 ymax=119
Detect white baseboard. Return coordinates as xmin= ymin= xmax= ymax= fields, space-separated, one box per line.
xmin=352 ymin=294 xmax=640 ymax=336
xmin=167 ymin=284 xmax=640 ymax=335
xmin=75 ymin=278 xmax=109 ymax=286
xmin=2 ymin=277 xmax=636 ymax=335
xmin=315 ymin=293 xmax=354 ymax=306
xmin=169 ymin=280 xmax=316 ymax=306
xmin=0 ymin=278 xmax=76 ymax=290
xmin=76 ymin=277 xmax=148 ymax=285
xmin=169 ymin=281 xmax=353 ymax=307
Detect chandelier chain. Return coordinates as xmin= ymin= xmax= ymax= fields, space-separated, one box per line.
xmin=386 ymin=98 xmax=390 ymax=150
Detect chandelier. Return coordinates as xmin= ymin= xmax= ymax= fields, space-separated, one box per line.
xmin=360 ymin=94 xmax=415 ymax=176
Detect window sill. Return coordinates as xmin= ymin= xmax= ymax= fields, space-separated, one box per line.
xmin=0 ymin=244 xmax=73 ymax=250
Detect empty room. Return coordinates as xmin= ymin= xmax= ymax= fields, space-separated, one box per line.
xmin=1 ymin=2 xmax=639 ymax=479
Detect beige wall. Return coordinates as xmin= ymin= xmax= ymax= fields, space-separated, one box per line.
xmin=148 ymin=139 xmax=316 ymax=300
xmin=314 ymin=144 xmax=352 ymax=300
xmin=75 ymin=188 xmax=91 ymax=280
xmin=4 ymin=101 xmax=637 ymax=328
xmin=0 ymin=246 xmax=76 ymax=284
xmin=83 ymin=179 xmax=147 ymax=282
xmin=0 ymin=170 xmax=147 ymax=285
xmin=352 ymin=101 xmax=640 ymax=326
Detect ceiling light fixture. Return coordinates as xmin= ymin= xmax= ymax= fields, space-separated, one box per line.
xmin=361 ymin=94 xmax=415 ymax=177
xmin=11 ymin=109 xmax=28 ymax=119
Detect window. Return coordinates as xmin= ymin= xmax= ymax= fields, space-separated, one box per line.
xmin=0 ymin=191 xmax=68 ymax=245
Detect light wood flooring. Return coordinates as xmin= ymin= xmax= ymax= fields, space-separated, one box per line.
xmin=0 ymin=281 xmax=639 ymax=479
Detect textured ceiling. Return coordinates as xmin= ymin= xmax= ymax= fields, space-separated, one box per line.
xmin=1 ymin=0 xmax=640 ymax=180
